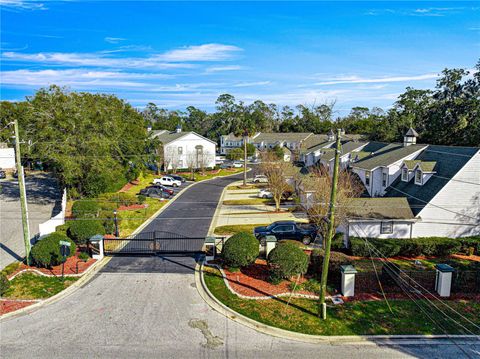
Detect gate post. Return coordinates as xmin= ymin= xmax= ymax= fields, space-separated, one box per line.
xmin=340 ymin=264 xmax=357 ymax=297
xmin=89 ymin=234 xmax=104 ymax=260
xmin=265 ymin=235 xmax=277 ymax=257
xmin=204 ymin=236 xmax=216 ymax=261
xmin=435 ymin=264 xmax=454 ymax=297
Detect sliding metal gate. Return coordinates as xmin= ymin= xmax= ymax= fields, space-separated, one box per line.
xmin=103 ymin=231 xmax=207 ymax=255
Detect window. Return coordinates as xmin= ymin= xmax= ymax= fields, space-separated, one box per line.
xmin=382 ymin=173 xmax=387 ymax=187
xmin=380 ymin=221 xmax=393 ymax=234
xmin=415 ymin=169 xmax=422 ymax=185
xmin=402 ymin=167 xmax=408 ymax=182
xmin=177 ymin=147 xmax=183 ymax=155
xmin=365 ymin=171 xmax=370 ymax=186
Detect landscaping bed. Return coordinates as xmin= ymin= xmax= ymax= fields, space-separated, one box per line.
xmin=214 ymin=224 xmax=269 ymax=236
xmin=203 ymin=266 xmax=480 ymax=335
xmin=8 ymin=254 xmax=96 ymax=278
xmin=1 ymin=299 xmax=40 ymax=315
xmin=2 ymin=273 xmax=78 ymax=300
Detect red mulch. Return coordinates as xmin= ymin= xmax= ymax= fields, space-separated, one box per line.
xmin=223 ymin=259 xmax=314 ymax=298
xmin=117 ymin=204 xmax=148 ymax=211
xmin=8 ymin=254 xmax=97 ymax=279
xmin=0 ymin=300 xmax=38 ymax=315
xmin=118 ymin=179 xmax=140 ymax=193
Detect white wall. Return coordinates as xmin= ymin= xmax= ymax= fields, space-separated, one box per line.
xmin=165 ymin=133 xmax=216 ymax=170
xmin=348 ymin=220 xmax=413 ymax=239
xmin=0 ymin=148 xmax=15 ymax=169
xmin=412 ymin=151 xmax=480 ymax=237
xmin=39 ymin=188 xmax=67 ymax=237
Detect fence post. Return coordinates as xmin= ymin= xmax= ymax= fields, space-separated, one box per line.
xmin=340 ymin=264 xmax=357 ymax=297
xmin=265 ymin=235 xmax=277 ymax=257
xmin=90 ymin=234 xmax=104 ymax=260
xmin=435 ymin=264 xmax=454 ymax=297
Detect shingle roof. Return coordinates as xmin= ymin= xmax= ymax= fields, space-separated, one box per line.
xmin=403 ymin=160 xmax=421 ymax=170
xmin=405 ymin=128 xmax=419 ymax=137
xmin=352 ymin=143 xmax=427 ymax=170
xmin=253 ymin=132 xmax=313 ymax=143
xmin=319 ymin=141 xmax=368 ymax=162
xmin=347 ymin=197 xmax=415 ymax=220
xmin=385 ymin=145 xmax=479 ymax=216
xmin=416 ymin=161 xmax=437 ymax=172
xmin=151 ymin=130 xmax=216 ymax=145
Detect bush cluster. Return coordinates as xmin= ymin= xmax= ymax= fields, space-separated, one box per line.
xmin=309 ymin=249 xmax=352 ymax=279
xmin=31 ymin=232 xmax=76 ymax=268
xmin=330 ymin=232 xmax=345 ymax=252
xmin=349 ymin=236 xmax=479 ymax=258
xmin=68 ymin=219 xmax=106 ymax=245
xmin=222 ymin=232 xmax=259 ymax=268
xmin=268 ymin=242 xmax=309 ymax=280
xmin=0 ymin=272 xmax=10 ymax=296
xmin=71 ymin=200 xmax=100 ymax=218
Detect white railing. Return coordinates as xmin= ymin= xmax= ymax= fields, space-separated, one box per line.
xmin=38 ymin=188 xmax=67 ymax=237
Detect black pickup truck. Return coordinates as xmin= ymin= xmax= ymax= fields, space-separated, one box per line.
xmin=254 ymin=221 xmax=318 ymax=245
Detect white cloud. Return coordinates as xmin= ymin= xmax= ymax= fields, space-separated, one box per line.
xmin=104 ymin=37 xmax=126 ymax=44
xmin=205 ymin=65 xmax=243 ymax=73
xmin=157 ymin=43 xmax=242 ymax=62
xmin=0 ymin=0 xmax=46 ymax=11
xmin=233 ymin=81 xmax=271 ymax=88
xmin=314 ymin=73 xmax=439 ymax=86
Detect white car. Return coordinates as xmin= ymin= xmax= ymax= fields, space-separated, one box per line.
xmin=253 ymin=175 xmax=268 ymax=183
xmin=232 ymin=161 xmax=243 ymax=168
xmin=153 ymin=176 xmax=182 ymax=187
xmin=257 ymin=189 xmax=273 ymax=199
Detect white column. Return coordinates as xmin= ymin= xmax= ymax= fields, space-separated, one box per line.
xmin=340 ymin=265 xmax=357 ymax=297
xmin=435 ymin=264 xmax=454 ymax=297
xmin=265 ymin=235 xmax=277 ymax=257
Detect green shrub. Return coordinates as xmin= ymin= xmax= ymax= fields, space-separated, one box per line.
xmin=68 ymin=219 xmax=106 ymax=245
xmin=31 ymin=232 xmax=76 ymax=268
xmin=458 ymin=237 xmax=480 ymax=255
xmin=349 ymin=238 xmax=370 ymax=257
xmin=78 ymin=252 xmax=90 ymax=262
xmin=309 ymin=250 xmax=352 ymax=279
xmin=71 ymin=200 xmax=100 ymax=218
xmin=99 ymin=210 xmax=116 ymax=234
xmin=0 ymin=272 xmax=10 ymax=296
xmin=137 ymin=194 xmax=147 ymax=204
xmin=222 ymin=232 xmax=259 ymax=268
xmin=268 ymin=242 xmax=309 ymax=279
xmin=330 ymin=232 xmax=345 ymax=251
xmin=55 ymin=223 xmax=70 ymax=236
xmin=117 ymin=192 xmax=138 ymax=206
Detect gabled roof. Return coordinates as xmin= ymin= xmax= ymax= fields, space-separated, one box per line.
xmin=151 ymin=130 xmax=216 ymax=145
xmin=253 ymin=132 xmax=313 ymax=143
xmin=403 ymin=160 xmax=421 ymax=170
xmin=415 ymin=161 xmax=437 ymax=173
xmin=405 ymin=128 xmax=419 ymax=137
xmin=385 ymin=145 xmax=479 ymax=216
xmin=319 ymin=141 xmax=368 ymax=162
xmin=347 ymin=197 xmax=415 ymax=220
xmin=352 ymin=143 xmax=426 ymax=171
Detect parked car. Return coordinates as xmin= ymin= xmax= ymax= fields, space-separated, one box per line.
xmin=0 ymin=169 xmax=6 ymax=179
xmin=167 ymin=174 xmax=186 ymax=183
xmin=139 ymin=186 xmax=171 ymax=199
xmin=253 ymin=175 xmax=268 ymax=183
xmin=254 ymin=221 xmax=318 ymax=245
xmin=141 ymin=185 xmax=174 ymax=196
xmin=220 ymin=161 xmax=233 ymax=169
xmin=257 ymin=189 xmax=273 ymax=199
xmin=153 ymin=176 xmax=182 ymax=187
xmin=232 ymin=161 xmax=243 ymax=168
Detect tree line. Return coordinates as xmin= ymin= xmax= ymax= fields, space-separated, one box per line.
xmin=143 ymin=61 xmax=479 ymax=146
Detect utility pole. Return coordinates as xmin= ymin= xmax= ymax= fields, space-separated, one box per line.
xmin=14 ymin=119 xmax=31 ymax=265
xmin=243 ymin=129 xmax=248 ymax=186
xmin=319 ymin=128 xmax=341 ymax=319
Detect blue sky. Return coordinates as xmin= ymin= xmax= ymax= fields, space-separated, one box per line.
xmin=1 ymin=1 xmax=479 ymax=115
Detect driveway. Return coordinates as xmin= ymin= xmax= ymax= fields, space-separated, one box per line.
xmin=0 ymin=173 xmax=61 ymax=268
xmin=1 ymin=173 xmax=478 ymax=358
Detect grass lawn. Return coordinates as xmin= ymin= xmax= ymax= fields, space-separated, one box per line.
xmin=3 ymin=273 xmax=78 ymax=300
xmin=227 ymin=184 xmax=268 ymax=190
xmin=122 ymin=173 xmax=156 ymax=195
xmin=204 ymin=266 xmax=480 ymax=335
xmin=193 ymin=168 xmax=243 ymax=181
xmin=353 ymin=256 xmax=480 ymax=272
xmin=214 ymin=223 xmax=269 ymax=236
xmin=117 ymin=197 xmax=167 ymax=236
xmin=223 ymin=198 xmax=274 ymax=206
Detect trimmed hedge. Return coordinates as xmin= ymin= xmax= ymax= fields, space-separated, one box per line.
xmin=330 ymin=232 xmax=345 ymax=252
xmin=309 ymin=249 xmax=352 ymax=279
xmin=68 ymin=219 xmax=106 ymax=245
xmin=349 ymin=236 xmax=479 ymax=258
xmin=31 ymin=232 xmax=76 ymax=268
xmin=268 ymin=242 xmax=309 ymax=280
xmin=71 ymin=200 xmax=100 ymax=218
xmin=222 ymin=232 xmax=259 ymax=268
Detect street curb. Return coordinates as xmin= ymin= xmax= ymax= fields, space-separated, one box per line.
xmin=0 ymin=256 xmax=112 ymax=322
xmin=207 ymin=180 xmax=243 ymax=236
xmin=195 ymin=260 xmax=480 ymax=344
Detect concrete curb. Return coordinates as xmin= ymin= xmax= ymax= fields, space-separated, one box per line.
xmin=207 ymin=180 xmax=241 ymax=236
xmin=195 ymin=260 xmax=480 ymax=344
xmin=0 ymin=256 xmax=112 ymax=322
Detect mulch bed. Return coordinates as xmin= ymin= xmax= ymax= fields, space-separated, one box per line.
xmin=222 ymin=259 xmax=314 ymax=298
xmin=118 ymin=179 xmax=140 ymax=193
xmin=117 ymin=204 xmax=148 ymax=211
xmin=8 ymin=255 xmax=97 ymax=279
xmin=0 ymin=299 xmax=39 ymax=315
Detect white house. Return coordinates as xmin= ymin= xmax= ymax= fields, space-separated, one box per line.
xmin=151 ymin=126 xmax=216 ymax=170
xmin=0 ymin=143 xmax=15 ymax=169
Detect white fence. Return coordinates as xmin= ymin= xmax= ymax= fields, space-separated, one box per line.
xmin=38 ymin=188 xmax=67 ymax=237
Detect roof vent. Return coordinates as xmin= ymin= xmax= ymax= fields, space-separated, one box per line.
xmin=175 ymin=124 xmax=182 ymax=133
xmin=404 ymin=127 xmax=418 ymax=147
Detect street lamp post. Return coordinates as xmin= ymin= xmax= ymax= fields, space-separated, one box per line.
xmin=113 ymin=209 xmax=119 ymax=237
xmin=243 ymin=129 xmax=248 ymax=186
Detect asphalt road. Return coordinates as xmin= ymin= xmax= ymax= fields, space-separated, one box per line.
xmin=0 ymin=173 xmax=61 ymax=268
xmin=1 ymin=173 xmax=479 ymax=358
